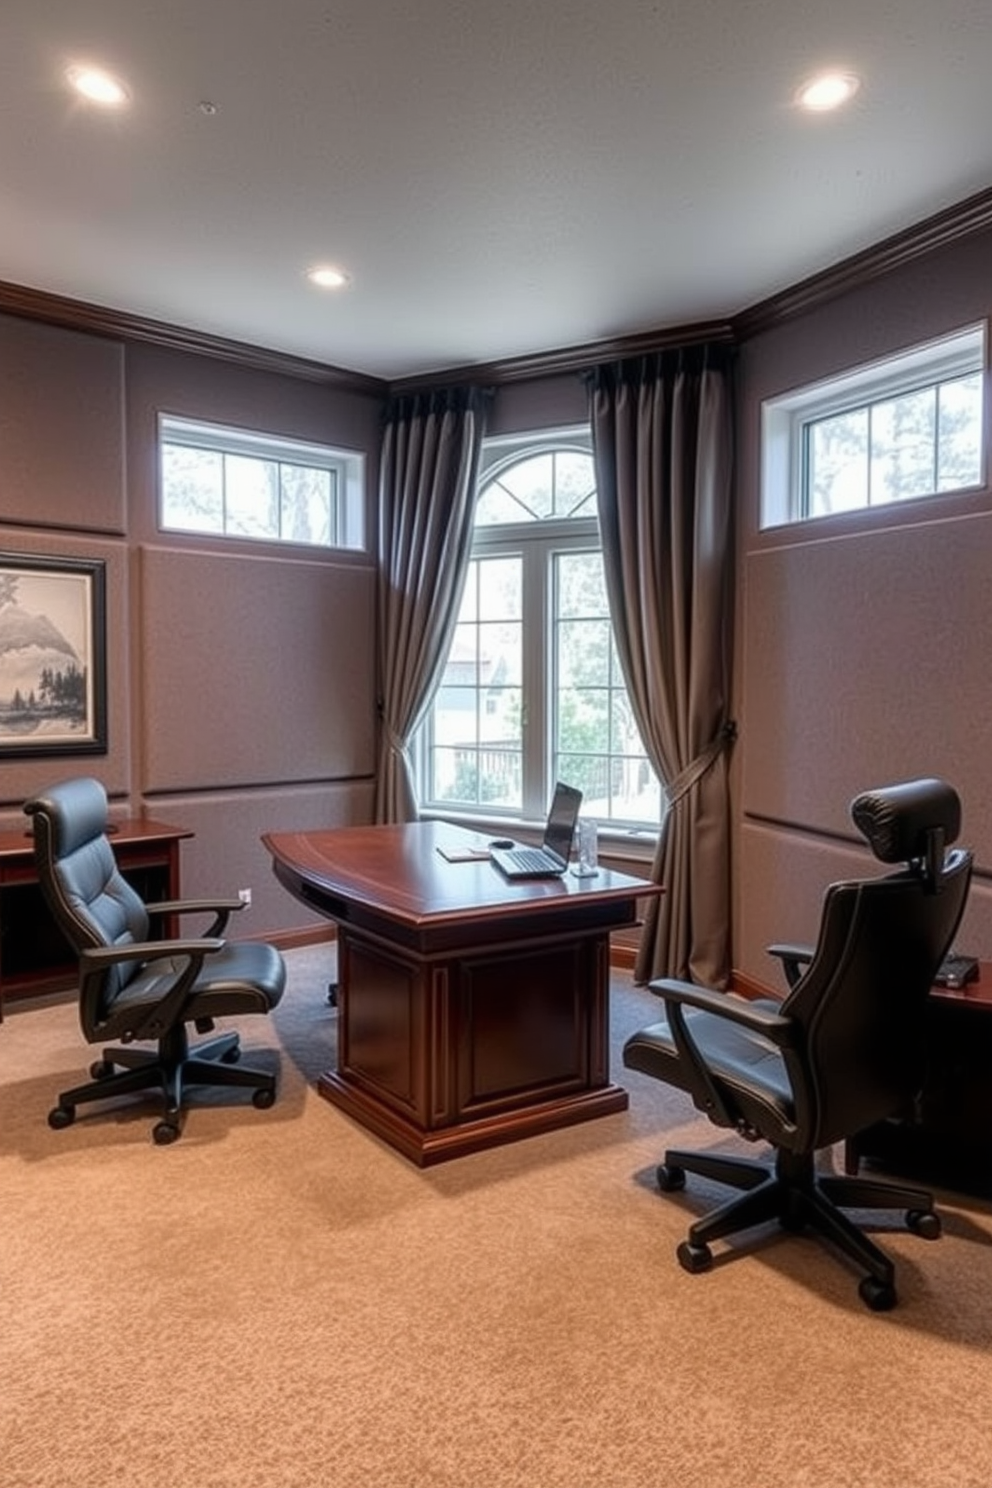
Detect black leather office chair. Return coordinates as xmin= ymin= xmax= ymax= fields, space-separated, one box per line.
xmin=25 ymin=777 xmax=287 ymax=1145
xmin=623 ymin=778 xmax=972 ymax=1310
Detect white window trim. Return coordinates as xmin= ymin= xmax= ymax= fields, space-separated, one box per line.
xmin=158 ymin=414 xmax=366 ymax=551
xmin=761 ymin=323 xmax=986 ymax=529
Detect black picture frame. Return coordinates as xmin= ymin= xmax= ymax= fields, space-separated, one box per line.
xmin=0 ymin=553 xmax=108 ymax=758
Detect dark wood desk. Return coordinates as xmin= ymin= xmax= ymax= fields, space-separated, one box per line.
xmin=0 ymin=819 xmax=192 ymax=1018
xmin=847 ymin=962 xmax=992 ymax=1195
xmin=263 ymin=820 xmax=661 ymax=1166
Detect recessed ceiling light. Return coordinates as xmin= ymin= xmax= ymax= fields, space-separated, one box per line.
xmin=307 ymin=265 xmax=350 ymax=290
xmin=66 ymin=64 xmax=130 ymax=107
xmin=795 ymin=71 xmax=860 ymax=113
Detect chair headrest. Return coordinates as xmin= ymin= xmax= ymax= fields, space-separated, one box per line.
xmin=850 ymin=777 xmax=960 ymax=864
xmin=24 ymin=777 xmax=110 ymax=858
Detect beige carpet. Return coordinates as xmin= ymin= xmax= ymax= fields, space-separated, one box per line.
xmin=2 ymin=945 xmax=991 ymax=1488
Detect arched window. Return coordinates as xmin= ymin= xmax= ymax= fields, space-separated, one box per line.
xmin=419 ymin=427 xmax=660 ymax=829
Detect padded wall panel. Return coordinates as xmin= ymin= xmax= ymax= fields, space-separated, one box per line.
xmin=0 ymin=316 xmax=125 ymax=533
xmin=0 ymin=529 xmax=131 ymax=809
xmin=736 ymin=821 xmax=869 ymax=987
xmin=737 ymin=819 xmax=991 ymax=985
xmin=733 ymin=221 xmax=992 ymax=973
xmin=138 ymin=545 xmax=375 ymax=791
xmin=741 ymin=509 xmax=992 ymax=858
xmin=488 ymin=374 xmax=586 ymax=438
xmin=147 ymin=780 xmax=374 ymax=936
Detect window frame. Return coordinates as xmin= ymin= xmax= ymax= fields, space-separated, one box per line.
xmin=158 ymin=414 xmax=366 ymax=552
xmin=760 ymin=323 xmax=987 ymax=530
xmin=416 ymin=426 xmax=660 ymax=834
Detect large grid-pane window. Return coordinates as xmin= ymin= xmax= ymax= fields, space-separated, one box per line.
xmin=421 ymin=429 xmax=660 ymax=829
xmin=555 ymin=551 xmax=661 ymax=823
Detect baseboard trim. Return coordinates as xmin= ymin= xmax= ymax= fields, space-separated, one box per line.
xmin=609 ymin=942 xmax=637 ymax=972
xmin=730 ymin=969 xmax=780 ymax=1001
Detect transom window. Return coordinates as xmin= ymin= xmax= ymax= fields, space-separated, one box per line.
xmin=419 ymin=428 xmax=661 ymax=830
xmin=761 ymin=324 xmax=986 ymax=528
xmin=159 ymin=415 xmax=365 ymax=551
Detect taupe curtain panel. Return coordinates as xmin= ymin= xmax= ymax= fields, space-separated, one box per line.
xmin=374 ymin=386 xmax=491 ymax=824
xmin=586 ymin=345 xmax=735 ymax=988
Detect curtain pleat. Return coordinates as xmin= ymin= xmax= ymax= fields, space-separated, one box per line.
xmin=374 ymin=386 xmax=491 ymax=823
xmin=586 ymin=345 xmax=735 ymax=986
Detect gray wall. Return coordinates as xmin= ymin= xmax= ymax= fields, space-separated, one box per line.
xmin=6 ymin=216 xmax=992 ymax=972
xmin=734 ymin=227 xmax=992 ymax=983
xmin=0 ymin=318 xmax=381 ymax=940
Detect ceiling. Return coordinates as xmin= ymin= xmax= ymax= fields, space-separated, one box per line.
xmin=3 ymin=1 xmax=992 ymax=382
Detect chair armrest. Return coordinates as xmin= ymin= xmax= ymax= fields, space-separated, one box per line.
xmin=81 ymin=937 xmax=225 ymax=1043
xmin=766 ymin=942 xmax=814 ymax=990
xmin=646 ymin=977 xmax=799 ymax=1133
xmin=81 ymin=938 xmax=224 ymax=967
xmin=649 ymin=978 xmax=798 ymax=1048
xmin=146 ymin=897 xmax=246 ymax=937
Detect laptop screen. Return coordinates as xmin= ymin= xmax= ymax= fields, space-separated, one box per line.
xmin=542 ymin=782 xmax=583 ymax=864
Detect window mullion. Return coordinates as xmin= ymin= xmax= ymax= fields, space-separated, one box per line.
xmin=520 ymin=540 xmax=548 ymax=818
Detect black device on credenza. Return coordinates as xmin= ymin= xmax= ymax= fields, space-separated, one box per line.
xmin=934 ymin=952 xmax=979 ymax=989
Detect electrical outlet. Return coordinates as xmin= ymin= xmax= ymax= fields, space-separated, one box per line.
xmin=238 ymin=887 xmax=252 ymax=907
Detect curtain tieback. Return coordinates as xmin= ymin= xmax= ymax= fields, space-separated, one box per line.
xmin=384 ymin=726 xmax=407 ymax=757
xmin=664 ymin=722 xmax=736 ymax=810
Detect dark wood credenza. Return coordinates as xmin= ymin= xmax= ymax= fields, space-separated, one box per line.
xmin=847 ymin=964 xmax=992 ymax=1196
xmin=0 ymin=819 xmax=192 ymax=1019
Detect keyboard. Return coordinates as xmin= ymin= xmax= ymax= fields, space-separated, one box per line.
xmin=500 ymin=847 xmax=557 ymax=873
xmin=489 ymin=843 xmax=567 ymax=879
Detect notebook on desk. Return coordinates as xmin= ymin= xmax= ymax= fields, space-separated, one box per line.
xmin=489 ymin=782 xmax=583 ymax=879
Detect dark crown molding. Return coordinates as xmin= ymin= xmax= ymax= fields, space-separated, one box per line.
xmin=387 ymin=318 xmax=737 ymax=394
xmin=3 ymin=184 xmax=991 ymax=393
xmin=391 ymin=184 xmax=992 ymax=389
xmin=0 ymin=278 xmax=387 ymax=396
xmin=732 ymin=182 xmax=992 ymax=340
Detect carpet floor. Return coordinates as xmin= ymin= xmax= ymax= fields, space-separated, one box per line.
xmin=2 ymin=944 xmax=991 ymax=1488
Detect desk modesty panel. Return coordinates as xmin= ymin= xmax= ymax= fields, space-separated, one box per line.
xmin=263 ymin=821 xmax=661 ymax=1165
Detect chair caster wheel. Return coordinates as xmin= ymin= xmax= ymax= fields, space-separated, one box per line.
xmin=152 ymin=1120 xmax=180 ymax=1145
xmin=907 ymin=1208 xmax=941 ymax=1240
xmin=859 ymin=1275 xmax=897 ymax=1311
xmin=657 ymin=1163 xmax=686 ymax=1192
xmin=48 ymin=1104 xmax=76 ymax=1130
xmin=89 ymin=1059 xmax=115 ymax=1081
xmin=677 ymin=1240 xmax=713 ymax=1274
xmin=252 ymin=1086 xmax=276 ymax=1110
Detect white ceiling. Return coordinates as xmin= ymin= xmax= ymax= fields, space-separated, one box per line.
xmin=3 ymin=1 xmax=992 ymax=382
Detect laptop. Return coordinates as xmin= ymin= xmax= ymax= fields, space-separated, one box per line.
xmin=489 ymin=782 xmax=583 ymax=880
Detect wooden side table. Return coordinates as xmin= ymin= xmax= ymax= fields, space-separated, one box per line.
xmin=0 ymin=819 xmax=193 ymax=1018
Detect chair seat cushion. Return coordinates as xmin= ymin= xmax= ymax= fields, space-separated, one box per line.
xmin=107 ymin=940 xmax=286 ymax=1033
xmin=623 ymin=998 xmax=798 ymax=1141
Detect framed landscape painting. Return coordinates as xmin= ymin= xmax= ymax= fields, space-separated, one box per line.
xmin=0 ymin=553 xmax=107 ymax=758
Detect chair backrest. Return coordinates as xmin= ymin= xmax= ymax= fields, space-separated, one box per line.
xmin=24 ymin=778 xmax=150 ymax=1011
xmin=780 ymin=779 xmax=972 ymax=1149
